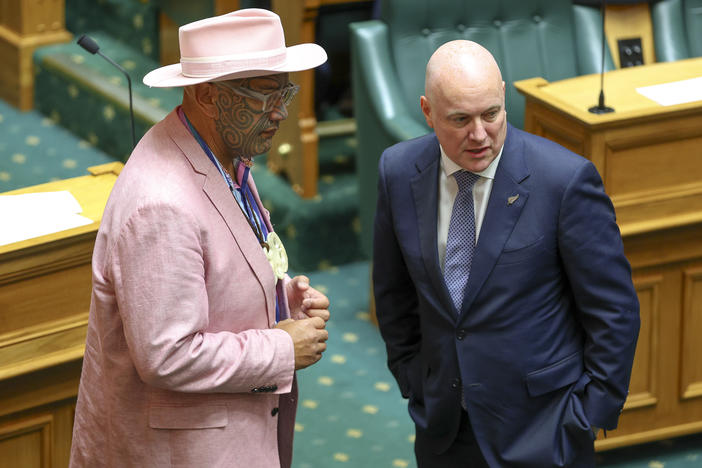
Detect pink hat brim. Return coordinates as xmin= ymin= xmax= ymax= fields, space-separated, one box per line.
xmin=143 ymin=43 xmax=327 ymax=87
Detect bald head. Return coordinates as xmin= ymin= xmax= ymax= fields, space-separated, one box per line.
xmin=419 ymin=40 xmax=507 ymax=173
xmin=425 ymin=40 xmax=503 ymax=102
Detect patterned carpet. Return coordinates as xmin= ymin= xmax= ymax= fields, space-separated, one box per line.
xmin=0 ymin=99 xmax=115 ymax=192
xmin=292 ymin=262 xmax=416 ymax=468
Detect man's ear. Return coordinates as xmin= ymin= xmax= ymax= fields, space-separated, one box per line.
xmin=420 ymin=96 xmax=434 ymax=129
xmin=189 ymin=83 xmax=219 ymax=118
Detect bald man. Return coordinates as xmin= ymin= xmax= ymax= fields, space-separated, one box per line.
xmin=372 ymin=40 xmax=639 ymax=467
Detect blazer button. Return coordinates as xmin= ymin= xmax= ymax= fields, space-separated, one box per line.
xmin=456 ymin=329 xmax=466 ymax=340
xmin=271 ymin=407 xmax=279 ymax=417
xmin=451 ymin=378 xmax=460 ymax=390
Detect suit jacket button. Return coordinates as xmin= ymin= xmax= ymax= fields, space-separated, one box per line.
xmin=271 ymin=407 xmax=279 ymax=416
xmin=456 ymin=329 xmax=466 ymax=340
xmin=451 ymin=378 xmax=460 ymax=390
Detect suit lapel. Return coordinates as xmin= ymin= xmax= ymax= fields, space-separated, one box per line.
xmin=410 ymin=139 xmax=458 ymax=321
xmin=165 ymin=110 xmax=276 ymax=324
xmin=461 ymin=126 xmax=530 ymax=317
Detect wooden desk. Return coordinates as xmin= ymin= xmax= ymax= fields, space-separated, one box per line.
xmin=0 ymin=163 xmax=121 ymax=468
xmin=515 ymin=59 xmax=702 ymax=450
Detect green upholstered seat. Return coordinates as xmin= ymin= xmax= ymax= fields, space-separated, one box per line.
xmin=350 ymin=0 xmax=614 ymax=257
xmin=652 ymin=0 xmax=702 ymax=61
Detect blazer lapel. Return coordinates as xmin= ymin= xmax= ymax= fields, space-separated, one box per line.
xmin=165 ymin=110 xmax=277 ymax=324
xmin=461 ymin=125 xmax=530 ymax=317
xmin=410 ymin=139 xmax=458 ymax=320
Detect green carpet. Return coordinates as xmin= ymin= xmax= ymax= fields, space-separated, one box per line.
xmin=0 ymin=99 xmax=116 ymax=191
xmin=292 ymin=261 xmax=416 ymax=468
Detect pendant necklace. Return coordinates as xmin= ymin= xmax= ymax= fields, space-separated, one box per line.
xmin=179 ymin=108 xmax=288 ymax=280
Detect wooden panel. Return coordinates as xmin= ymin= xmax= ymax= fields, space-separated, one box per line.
xmin=605 ymin=3 xmax=656 ymax=68
xmin=0 ymin=0 xmax=71 ymax=109
xmin=681 ymin=266 xmax=702 ymax=400
xmin=539 ymin=118 xmax=586 ymax=157
xmin=0 ymin=265 xmax=91 ymax=338
xmin=21 ymin=0 xmax=65 ymax=35
xmin=158 ymin=12 xmax=179 ymax=67
xmin=625 ymin=275 xmax=661 ymax=409
xmin=604 ymin=120 xmax=702 ymax=199
xmin=0 ymin=167 xmax=118 ymax=468
xmin=0 ymin=0 xmax=66 ymax=35
xmin=0 ymin=413 xmax=52 ymax=468
xmin=0 ymin=0 xmax=25 ymax=33
xmin=214 ymin=0 xmax=240 ymax=15
xmin=269 ymin=0 xmax=317 ymax=197
xmin=0 ymin=361 xmax=81 ymax=419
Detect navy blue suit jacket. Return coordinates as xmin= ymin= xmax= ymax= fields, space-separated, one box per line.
xmin=373 ymin=125 xmax=640 ymax=467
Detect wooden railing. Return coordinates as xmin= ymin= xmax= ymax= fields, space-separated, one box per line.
xmin=0 ymin=0 xmax=72 ymax=110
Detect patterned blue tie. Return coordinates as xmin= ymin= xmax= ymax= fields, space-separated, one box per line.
xmin=445 ymin=171 xmax=480 ymax=312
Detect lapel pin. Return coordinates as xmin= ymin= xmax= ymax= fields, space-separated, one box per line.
xmin=507 ymin=194 xmax=520 ymax=205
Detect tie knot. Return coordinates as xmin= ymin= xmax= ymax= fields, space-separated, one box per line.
xmin=454 ymin=171 xmax=480 ymax=192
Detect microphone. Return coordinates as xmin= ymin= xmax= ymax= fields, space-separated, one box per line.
xmin=589 ymin=0 xmax=614 ymax=114
xmin=77 ymin=34 xmax=137 ymax=149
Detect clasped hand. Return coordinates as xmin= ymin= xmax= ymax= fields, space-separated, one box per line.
xmin=275 ymin=276 xmax=330 ymax=370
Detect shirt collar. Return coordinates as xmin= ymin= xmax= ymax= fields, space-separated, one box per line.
xmin=440 ymin=142 xmax=504 ymax=180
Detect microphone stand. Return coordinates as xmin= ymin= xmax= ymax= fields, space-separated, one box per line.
xmin=77 ymin=34 xmax=137 ymax=149
xmin=589 ymin=0 xmax=615 ymax=114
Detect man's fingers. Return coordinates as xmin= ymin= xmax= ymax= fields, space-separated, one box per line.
xmin=275 ymin=318 xmax=294 ymax=327
xmin=309 ymin=316 xmax=326 ymax=329
xmin=276 ymin=315 xmax=329 ymax=370
xmin=293 ymin=275 xmax=310 ymax=290
xmin=303 ymin=296 xmax=330 ymax=310
xmin=305 ymin=308 xmax=330 ymax=322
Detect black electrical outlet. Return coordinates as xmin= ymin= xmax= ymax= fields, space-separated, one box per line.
xmin=618 ymin=38 xmax=644 ymax=68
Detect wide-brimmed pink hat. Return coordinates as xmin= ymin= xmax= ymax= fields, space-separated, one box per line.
xmin=143 ymin=9 xmax=327 ymax=87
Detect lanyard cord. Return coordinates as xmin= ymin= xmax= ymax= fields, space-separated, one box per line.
xmin=178 ymin=108 xmax=283 ymax=323
xmin=180 ymin=110 xmax=268 ymax=249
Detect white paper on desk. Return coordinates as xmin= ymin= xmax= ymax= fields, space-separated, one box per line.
xmin=0 ymin=191 xmax=93 ymax=246
xmin=636 ymin=76 xmax=702 ymax=106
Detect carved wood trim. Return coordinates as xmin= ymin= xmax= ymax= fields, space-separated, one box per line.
xmin=680 ymin=266 xmax=702 ymax=400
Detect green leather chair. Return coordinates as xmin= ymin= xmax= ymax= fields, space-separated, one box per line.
xmin=651 ymin=0 xmax=702 ymax=61
xmin=350 ymin=0 xmax=614 ymax=257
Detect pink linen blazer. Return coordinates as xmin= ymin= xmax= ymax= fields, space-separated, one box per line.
xmin=70 ymin=109 xmax=302 ymax=468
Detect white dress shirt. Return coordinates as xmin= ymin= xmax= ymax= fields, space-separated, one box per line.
xmin=437 ymin=144 xmax=504 ymax=272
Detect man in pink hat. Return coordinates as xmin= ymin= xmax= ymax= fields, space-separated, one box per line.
xmin=70 ymin=9 xmax=330 ymax=468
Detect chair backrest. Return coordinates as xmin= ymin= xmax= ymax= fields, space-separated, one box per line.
xmin=652 ymin=0 xmax=702 ymax=61
xmin=379 ymin=0 xmax=603 ymax=129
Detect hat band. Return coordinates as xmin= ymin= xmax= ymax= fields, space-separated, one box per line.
xmin=180 ymin=48 xmax=287 ymax=78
